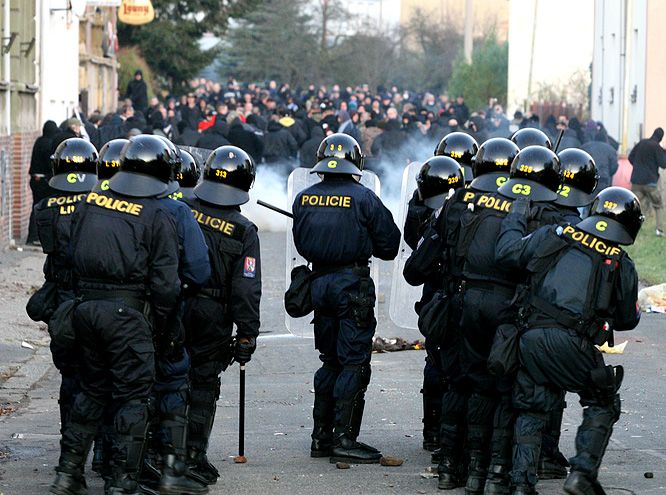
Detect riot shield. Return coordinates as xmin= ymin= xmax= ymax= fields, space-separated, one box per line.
xmin=177 ymin=145 xmax=212 ymax=169
xmin=285 ymin=168 xmax=381 ymax=338
xmin=388 ymin=162 xmax=425 ymax=330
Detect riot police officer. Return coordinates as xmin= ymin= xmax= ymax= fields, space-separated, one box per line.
xmin=292 ymin=133 xmax=400 ymax=463
xmin=30 ymin=138 xmax=97 ymax=441
xmin=49 ymin=135 xmax=181 ymax=495
xmin=182 ymin=145 xmax=261 ymax=485
xmin=495 ymin=187 xmax=642 ymax=495
xmin=510 ymin=128 xmax=552 ymax=150
xmin=138 ymin=139 xmax=210 ymax=494
xmin=403 ymin=156 xmax=466 ymax=453
xmin=95 ymin=139 xmax=128 ymax=192
xmin=533 ymin=148 xmax=600 ymax=481
xmin=173 ymin=149 xmax=201 ymax=202
xmin=435 ymin=131 xmax=479 ymax=183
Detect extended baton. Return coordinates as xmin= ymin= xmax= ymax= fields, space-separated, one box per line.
xmin=553 ymin=129 xmax=564 ymax=153
xmin=257 ymin=200 xmax=293 ymax=218
xmin=234 ymin=363 xmax=248 ymax=464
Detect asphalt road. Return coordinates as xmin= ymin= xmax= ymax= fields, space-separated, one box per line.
xmin=0 ymin=232 xmax=664 ymax=494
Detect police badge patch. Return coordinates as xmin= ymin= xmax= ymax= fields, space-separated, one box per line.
xmin=243 ymin=257 xmax=256 ymax=278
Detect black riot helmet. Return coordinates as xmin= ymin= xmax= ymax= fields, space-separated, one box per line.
xmin=577 ymin=187 xmax=644 ymax=245
xmin=194 ymin=145 xmax=255 ymax=206
xmin=109 ymin=135 xmax=172 ymax=197
xmin=156 ymin=136 xmax=182 ymax=195
xmin=177 ymin=149 xmax=201 ymax=188
xmin=498 ymin=145 xmax=561 ymax=201
xmin=416 ymin=156 xmax=465 ymax=209
xmin=49 ymin=138 xmax=98 ymax=192
xmin=97 ymin=139 xmax=128 ymax=180
xmin=434 ymin=132 xmax=478 ymax=182
xmin=470 ymin=138 xmax=520 ymax=192
xmin=510 ymin=128 xmax=552 ymax=150
xmin=555 ymin=148 xmax=599 ymax=207
xmin=311 ymin=133 xmax=365 ymax=176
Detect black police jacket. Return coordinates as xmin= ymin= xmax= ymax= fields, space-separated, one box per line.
xmin=69 ymin=189 xmax=181 ymax=323
xmin=292 ymin=176 xmax=400 ymax=266
xmin=34 ymin=191 xmax=89 ymax=289
xmin=496 ymin=208 xmax=640 ymax=332
xmin=185 ymin=198 xmax=262 ymax=339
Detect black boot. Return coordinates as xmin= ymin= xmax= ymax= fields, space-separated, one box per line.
xmin=563 ymin=470 xmax=606 ymax=495
xmin=159 ymin=454 xmax=208 ymax=494
xmin=329 ymin=393 xmax=381 ymax=464
xmin=437 ymin=457 xmax=464 ymax=490
xmin=465 ymin=453 xmax=489 ymax=494
xmin=50 ymin=467 xmax=88 ymax=495
xmin=537 ymin=451 xmax=568 ymax=479
xmin=187 ymin=450 xmax=219 ymax=486
xmin=330 ymin=435 xmax=382 ymax=464
xmin=483 ymin=464 xmax=510 ymax=495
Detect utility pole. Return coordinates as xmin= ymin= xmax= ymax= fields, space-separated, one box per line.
xmin=321 ymin=0 xmax=329 ymax=51
xmin=464 ymin=0 xmax=473 ymax=63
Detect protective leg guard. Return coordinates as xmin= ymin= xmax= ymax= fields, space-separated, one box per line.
xmin=509 ymin=412 xmax=546 ymax=490
xmin=331 ymin=366 xmax=381 ymax=464
xmin=465 ymin=394 xmax=495 ymax=495
xmin=422 ymin=388 xmax=442 ymax=451
xmin=186 ymin=380 xmax=220 ymax=485
xmin=538 ymin=401 xmax=569 ymax=479
xmin=159 ymin=454 xmax=208 ymax=495
xmin=569 ymin=395 xmax=621 ymax=481
xmin=485 ymin=394 xmax=513 ymax=494
xmin=108 ymin=400 xmax=151 ymax=494
xmin=311 ymin=364 xmax=339 ymax=457
xmin=437 ymin=389 xmax=467 ymax=489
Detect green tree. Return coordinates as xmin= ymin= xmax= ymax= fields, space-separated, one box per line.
xmin=118 ymin=0 xmax=261 ymax=92
xmin=224 ymin=0 xmax=320 ymax=86
xmin=448 ymin=35 xmax=508 ymax=111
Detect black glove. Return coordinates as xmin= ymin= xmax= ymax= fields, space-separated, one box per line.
xmin=510 ymin=197 xmax=532 ymax=218
xmin=234 ymin=336 xmax=256 ymax=364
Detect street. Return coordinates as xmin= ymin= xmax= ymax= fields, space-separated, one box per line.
xmin=0 ymin=232 xmax=664 ymax=494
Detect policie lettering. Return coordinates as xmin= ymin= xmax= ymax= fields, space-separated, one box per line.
xmin=191 ymin=209 xmax=236 ymax=236
xmin=86 ymin=192 xmax=144 ymax=216
xmin=562 ymin=225 xmax=621 ymax=256
xmin=47 ymin=193 xmax=87 ymax=216
xmin=300 ymin=194 xmax=352 ymax=208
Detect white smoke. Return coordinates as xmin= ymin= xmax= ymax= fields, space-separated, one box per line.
xmin=243 ymin=165 xmax=291 ymax=232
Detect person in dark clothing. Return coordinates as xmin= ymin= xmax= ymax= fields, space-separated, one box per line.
xmin=183 ymin=146 xmax=261 ymax=485
xmin=496 ymin=187 xmax=642 ymax=495
xmin=125 ymin=70 xmax=149 ymax=115
xmin=629 ymin=127 xmax=666 ymax=235
xmin=175 ymin=120 xmax=201 ymax=147
xmin=196 ymin=117 xmax=230 ymax=150
xmin=370 ymin=119 xmax=408 ymax=161
xmin=180 ymin=94 xmax=203 ymax=130
xmin=51 ymin=118 xmax=82 ymax=153
xmin=263 ymin=117 xmax=298 ymax=164
xmin=581 ymin=132 xmax=619 ymax=192
xmin=452 ymin=96 xmax=470 ymax=125
xmin=27 ymin=120 xmax=59 ymax=244
xmin=29 ymin=139 xmax=98 ymax=457
xmin=293 ymin=134 xmax=400 ymax=464
xmin=84 ymin=113 xmax=103 ymax=150
xmin=299 ymin=125 xmax=325 ymax=168
xmin=228 ymin=117 xmax=265 ymax=164
xmin=49 ymin=135 xmax=181 ymax=495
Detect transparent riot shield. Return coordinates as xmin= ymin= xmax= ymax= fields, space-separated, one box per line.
xmin=177 ymin=145 xmax=212 ymax=169
xmin=388 ymin=162 xmax=425 ymax=330
xmin=285 ymin=168 xmax=381 ymax=338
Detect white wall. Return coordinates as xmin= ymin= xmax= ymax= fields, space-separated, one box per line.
xmin=507 ymin=0 xmax=594 ymax=113
xmin=38 ymin=0 xmax=80 ymax=125
xmin=591 ymin=0 xmax=647 ymax=151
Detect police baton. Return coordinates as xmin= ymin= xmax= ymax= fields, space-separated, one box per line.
xmin=234 ymin=362 xmax=248 ymax=464
xmin=553 ymin=129 xmax=564 ymax=153
xmin=257 ymin=200 xmax=293 ymax=219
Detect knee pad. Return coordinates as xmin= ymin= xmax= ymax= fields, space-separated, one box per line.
xmin=114 ymin=399 xmax=150 ymax=437
xmin=586 ymin=365 xmax=623 ymax=406
xmin=314 ymin=363 xmax=341 ymax=392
